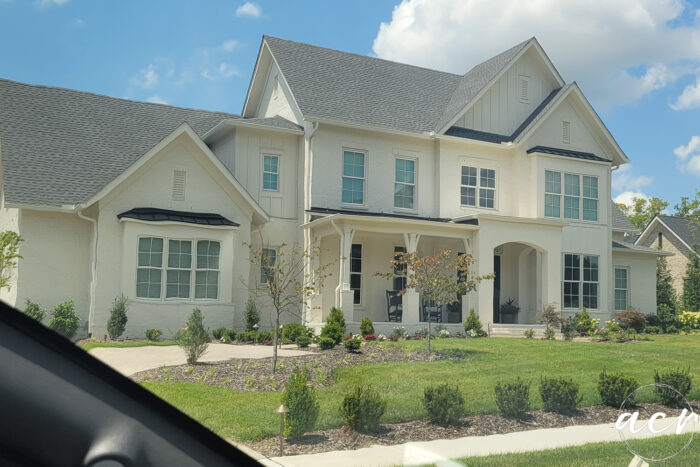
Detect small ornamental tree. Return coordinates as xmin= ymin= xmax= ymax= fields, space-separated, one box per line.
xmin=246 ymin=243 xmax=333 ymax=372
xmin=0 ymin=231 xmax=23 ymax=290
xmin=106 ymin=294 xmax=128 ymax=340
xmin=179 ymin=308 xmax=210 ymax=364
xmin=378 ymin=250 xmax=493 ymax=352
xmin=683 ymin=245 xmax=700 ymax=312
xmin=282 ymin=365 xmax=319 ymax=438
xmin=656 ymin=256 xmax=677 ymax=311
xmin=244 ymin=298 xmax=260 ymax=332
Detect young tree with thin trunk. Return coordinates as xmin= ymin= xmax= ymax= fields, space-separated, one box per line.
xmin=246 ymin=243 xmax=333 ymax=372
xmin=378 ymin=250 xmax=493 ymax=352
xmin=0 ymin=231 xmax=23 ymax=290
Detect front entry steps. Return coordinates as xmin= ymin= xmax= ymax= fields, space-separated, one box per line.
xmin=489 ymin=323 xmax=562 ymax=339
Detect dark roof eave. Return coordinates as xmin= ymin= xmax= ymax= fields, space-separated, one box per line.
xmin=306 ymin=207 xmax=477 ymax=225
xmin=117 ymin=207 xmax=238 ymax=227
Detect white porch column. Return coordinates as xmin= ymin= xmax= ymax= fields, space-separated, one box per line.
xmin=476 ymin=233 xmax=495 ymax=327
xmin=335 ymin=227 xmax=355 ymax=322
xmin=461 ymin=236 xmax=477 ymax=319
xmin=305 ymin=235 xmax=323 ymax=324
xmin=402 ymin=232 xmax=421 ymax=323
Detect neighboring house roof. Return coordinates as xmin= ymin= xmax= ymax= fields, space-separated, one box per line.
xmin=612 ymin=240 xmax=672 ymax=256
xmin=117 ymin=207 xmax=238 ymax=227
xmin=527 ymin=145 xmax=611 ymax=163
xmin=0 ymin=79 xmax=289 ymax=208
xmin=635 ymin=215 xmax=700 ymax=255
xmin=610 ymin=202 xmax=637 ymax=232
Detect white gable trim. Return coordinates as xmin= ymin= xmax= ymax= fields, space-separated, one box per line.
xmin=78 ymin=123 xmax=269 ymax=224
xmin=437 ymin=38 xmax=565 ymax=135
xmin=513 ymin=83 xmax=629 ymax=165
xmin=635 ymin=216 xmax=696 ymax=255
xmin=202 ymin=118 xmax=303 ymax=144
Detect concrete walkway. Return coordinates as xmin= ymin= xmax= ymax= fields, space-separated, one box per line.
xmin=90 ymin=343 xmax=309 ymax=376
xmin=258 ymin=418 xmax=695 ymax=467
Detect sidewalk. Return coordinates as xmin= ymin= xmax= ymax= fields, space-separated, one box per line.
xmin=255 ymin=418 xmax=695 ymax=467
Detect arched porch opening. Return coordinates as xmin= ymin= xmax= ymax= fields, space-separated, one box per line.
xmin=493 ymin=241 xmax=546 ymax=325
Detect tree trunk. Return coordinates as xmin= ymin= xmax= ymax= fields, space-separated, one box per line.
xmin=272 ymin=312 xmax=280 ymax=373
xmin=427 ymin=314 xmax=432 ymax=353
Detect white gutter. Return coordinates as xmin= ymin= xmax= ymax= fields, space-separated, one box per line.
xmin=76 ymin=208 xmax=98 ymax=337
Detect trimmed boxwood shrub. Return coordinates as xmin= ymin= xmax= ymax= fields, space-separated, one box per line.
xmin=318 ymin=336 xmax=336 ymax=350
xmin=23 ymin=299 xmax=46 ymax=322
xmin=423 ymin=384 xmax=464 ymax=426
xmin=295 ymin=335 xmax=311 ymax=348
xmin=654 ymin=368 xmax=692 ymax=408
xmin=49 ymin=300 xmax=80 ymax=340
xmin=644 ymin=325 xmax=662 ymax=334
xmin=282 ymin=323 xmax=307 ymax=344
xmin=598 ymin=370 xmax=637 ymax=408
xmin=212 ymin=327 xmax=228 ymax=340
xmin=360 ymin=317 xmax=374 ymax=337
xmin=320 ymin=307 xmax=346 ymax=344
xmin=540 ymin=376 xmax=582 ymax=414
xmin=282 ymin=365 xmax=319 ymax=438
xmin=340 ymin=385 xmax=387 ymax=433
xmin=344 ymin=336 xmax=361 ymax=352
xmin=666 ymin=325 xmax=679 ymax=334
xmin=494 ymin=378 xmax=530 ymax=419
xmin=145 ymin=328 xmax=162 ymax=341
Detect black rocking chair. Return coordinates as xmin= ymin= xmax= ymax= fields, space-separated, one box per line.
xmin=421 ymin=300 xmax=443 ymax=323
xmin=386 ymin=290 xmax=403 ymax=322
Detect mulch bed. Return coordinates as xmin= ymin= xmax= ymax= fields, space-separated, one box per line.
xmin=132 ymin=342 xmax=461 ymax=392
xmin=248 ymin=400 xmax=700 ymax=457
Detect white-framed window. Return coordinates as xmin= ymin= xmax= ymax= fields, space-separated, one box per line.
xmin=614 ymin=267 xmax=630 ymax=311
xmin=260 ymin=248 xmax=277 ymax=284
xmin=350 ymin=243 xmax=362 ymax=304
xmin=136 ymin=236 xmax=220 ymax=300
xmin=262 ymin=154 xmax=279 ymax=191
xmin=137 ymin=237 xmax=163 ymax=299
xmin=342 ymin=150 xmax=365 ymax=205
xmin=460 ymin=165 xmax=496 ymax=209
xmin=545 ymin=171 xmax=598 ymax=221
xmin=394 ymin=158 xmax=415 ymax=209
xmin=195 ymin=240 xmax=220 ymax=299
xmin=393 ymin=246 xmax=407 ymax=291
xmin=563 ymin=253 xmax=599 ymax=309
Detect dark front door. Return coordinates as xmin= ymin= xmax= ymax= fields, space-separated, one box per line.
xmin=493 ymin=255 xmax=501 ymax=323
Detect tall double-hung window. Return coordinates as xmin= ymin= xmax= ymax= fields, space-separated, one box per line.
xmin=563 ymin=253 xmax=599 ymax=309
xmin=342 ymin=150 xmax=365 ymax=204
xmin=394 ymin=158 xmax=415 ymax=209
xmin=262 ymin=154 xmax=279 ymax=191
xmin=460 ymin=166 xmax=496 ymax=209
xmin=614 ymin=267 xmax=629 ymax=311
xmin=545 ymin=171 xmax=598 ymax=221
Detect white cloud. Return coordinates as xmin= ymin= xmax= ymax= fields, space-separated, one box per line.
xmin=670 ymin=75 xmax=700 ymax=110
xmin=614 ymin=191 xmax=649 ymax=205
xmin=674 ymin=135 xmax=700 ymax=175
xmin=36 ymin=0 xmax=68 ymax=7
xmin=372 ymin=0 xmax=700 ymax=109
xmin=236 ymin=2 xmax=261 ymax=18
xmin=146 ymin=95 xmax=167 ymax=105
xmin=612 ymin=164 xmax=653 ymax=193
xmin=221 ymin=40 xmax=238 ymax=52
xmin=218 ymin=62 xmax=238 ymax=77
xmin=131 ymin=64 xmax=159 ymax=89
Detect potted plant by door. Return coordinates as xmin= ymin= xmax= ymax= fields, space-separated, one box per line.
xmin=499 ymin=298 xmax=520 ymax=324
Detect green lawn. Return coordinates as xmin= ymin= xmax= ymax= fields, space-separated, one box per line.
xmin=458 ymin=434 xmax=699 ymax=466
xmin=82 ymin=340 xmax=178 ymax=351
xmin=143 ymin=334 xmax=700 ymax=442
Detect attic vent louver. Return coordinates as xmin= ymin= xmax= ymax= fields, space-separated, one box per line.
xmin=518 ymin=75 xmax=530 ymax=103
xmin=562 ymin=121 xmax=571 ymax=144
xmin=172 ymin=170 xmax=186 ymax=201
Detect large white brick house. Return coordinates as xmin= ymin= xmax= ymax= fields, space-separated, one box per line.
xmin=0 ymin=36 xmax=667 ymax=338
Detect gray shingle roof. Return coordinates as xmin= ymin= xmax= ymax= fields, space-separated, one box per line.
xmin=611 ymin=202 xmax=637 ymax=232
xmin=0 ymin=79 xmax=291 ymax=207
xmin=612 ymin=240 xmax=671 ymax=255
xmin=658 ymin=215 xmax=700 ymax=247
xmin=264 ymin=35 xmax=532 ymax=135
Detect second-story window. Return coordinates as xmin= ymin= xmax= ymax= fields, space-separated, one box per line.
xmin=262 ymin=154 xmax=279 ymax=191
xmin=394 ymin=158 xmax=415 ymax=209
xmin=460 ymin=166 xmax=496 ymax=209
xmin=545 ymin=170 xmax=598 ymax=221
xmin=342 ymin=150 xmax=365 ymax=205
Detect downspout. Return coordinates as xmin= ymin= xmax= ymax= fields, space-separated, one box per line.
xmin=301 ymin=121 xmax=319 ymax=324
xmin=77 ymin=208 xmax=97 ymax=337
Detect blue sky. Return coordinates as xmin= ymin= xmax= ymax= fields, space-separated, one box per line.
xmin=1 ymin=0 xmax=699 ymax=209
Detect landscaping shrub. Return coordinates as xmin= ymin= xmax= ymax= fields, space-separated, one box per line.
xmin=539 ymin=376 xmax=582 ymax=414
xmin=657 ymin=304 xmax=678 ymax=331
xmin=540 ymin=303 xmax=565 ymax=328
xmin=360 ymin=317 xmax=374 ymax=337
xmin=364 ymin=333 xmax=377 ymax=341
xmin=543 ymin=327 xmax=556 ymax=340
xmin=145 ymin=328 xmax=162 ymax=341
xmin=666 ymin=325 xmax=679 ymax=334
xmin=106 ymin=294 xmax=128 ymax=340
xmin=340 ymin=385 xmax=387 ymax=433
xmin=616 ymin=308 xmax=647 ymax=332
xmin=344 ymin=335 xmax=362 ymax=352
xmin=23 ymin=298 xmax=45 ymax=322
xmin=282 ymin=323 xmax=306 ymax=344
xmin=423 ymin=383 xmax=464 ymax=426
xmin=464 ymin=308 xmax=485 ymax=336
xmin=244 ymin=298 xmax=260 ymax=332
xmin=48 ymin=300 xmax=80 ymax=339
xmin=236 ymin=330 xmax=255 ymax=342
xmin=295 ymin=335 xmax=311 ymax=348
xmin=572 ymin=309 xmax=599 ymax=335
xmin=219 ymin=328 xmax=236 ymax=343
xmin=645 ymin=314 xmax=661 ymax=328
xmin=644 ymin=326 xmax=662 ymax=334
xmin=679 ymin=311 xmax=700 ymax=329
xmin=212 ymin=327 xmax=228 ymax=340
xmin=318 ymin=336 xmax=336 ymax=350
xmin=282 ymin=365 xmax=319 ymax=438
xmin=494 ymin=378 xmax=531 ymax=419
xmin=523 ymin=328 xmax=535 ymax=339
xmin=654 ymin=368 xmax=692 ymax=408
xmin=320 ymin=307 xmax=346 ymax=344
xmin=179 ymin=308 xmax=209 ymax=364
xmin=598 ymin=370 xmax=638 ymax=408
